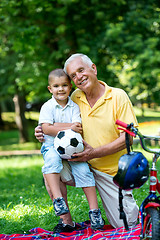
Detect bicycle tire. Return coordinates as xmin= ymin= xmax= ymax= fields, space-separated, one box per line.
xmin=142 ymin=207 xmax=160 ymax=240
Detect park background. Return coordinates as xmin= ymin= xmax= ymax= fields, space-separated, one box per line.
xmin=0 ymin=0 xmax=160 ymax=234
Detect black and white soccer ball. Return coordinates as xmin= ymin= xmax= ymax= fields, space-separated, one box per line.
xmin=54 ymin=129 xmax=84 ymax=159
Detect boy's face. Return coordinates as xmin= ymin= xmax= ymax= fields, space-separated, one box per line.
xmin=48 ymin=76 xmax=72 ymax=106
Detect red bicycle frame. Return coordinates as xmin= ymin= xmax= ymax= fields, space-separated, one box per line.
xmin=116 ymin=119 xmax=160 ymax=237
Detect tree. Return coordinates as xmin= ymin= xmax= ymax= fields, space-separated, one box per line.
xmin=103 ymin=0 xmax=160 ymax=106
xmin=0 ymin=0 xmax=160 ymax=142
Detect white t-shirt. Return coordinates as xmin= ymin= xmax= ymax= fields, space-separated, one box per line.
xmin=39 ymin=96 xmax=81 ymax=142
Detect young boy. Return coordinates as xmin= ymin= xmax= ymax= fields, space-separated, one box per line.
xmin=39 ymin=69 xmax=104 ymax=230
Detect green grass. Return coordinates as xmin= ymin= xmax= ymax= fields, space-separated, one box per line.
xmin=0 ymin=153 xmax=160 ymax=234
xmin=134 ymin=106 xmax=160 ymax=135
xmin=0 ymin=155 xmax=105 ymax=234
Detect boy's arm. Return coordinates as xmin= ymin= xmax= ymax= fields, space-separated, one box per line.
xmin=42 ymin=122 xmax=82 ymax=137
xmin=42 ymin=122 xmax=72 ymax=137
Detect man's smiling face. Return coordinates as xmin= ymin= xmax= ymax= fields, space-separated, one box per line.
xmin=66 ymin=57 xmax=97 ymax=92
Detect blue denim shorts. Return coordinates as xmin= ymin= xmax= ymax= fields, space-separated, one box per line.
xmin=69 ymin=161 xmax=95 ymax=188
xmin=41 ymin=142 xmax=63 ymax=174
xmin=41 ymin=142 xmax=95 ymax=188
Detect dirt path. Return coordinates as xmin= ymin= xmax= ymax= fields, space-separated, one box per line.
xmin=0 ymin=149 xmax=41 ymax=157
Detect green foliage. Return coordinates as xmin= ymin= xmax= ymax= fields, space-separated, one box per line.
xmin=103 ymin=1 xmax=160 ymax=104
xmin=0 ymin=0 xmax=160 ymax=106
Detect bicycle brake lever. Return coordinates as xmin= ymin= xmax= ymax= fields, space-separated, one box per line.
xmin=117 ymin=127 xmax=136 ymax=137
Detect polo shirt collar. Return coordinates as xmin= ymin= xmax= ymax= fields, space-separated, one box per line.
xmin=99 ymin=81 xmax=112 ymax=100
xmin=51 ymin=96 xmax=74 ymax=108
xmin=76 ymin=81 xmax=112 ymax=104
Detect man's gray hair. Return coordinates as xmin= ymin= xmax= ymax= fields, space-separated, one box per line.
xmin=64 ymin=53 xmax=94 ymax=74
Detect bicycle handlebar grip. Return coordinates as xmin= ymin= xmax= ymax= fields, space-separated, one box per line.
xmin=116 ymin=120 xmax=128 ymax=128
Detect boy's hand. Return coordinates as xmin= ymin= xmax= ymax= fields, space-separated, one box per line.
xmin=71 ymin=122 xmax=83 ymax=134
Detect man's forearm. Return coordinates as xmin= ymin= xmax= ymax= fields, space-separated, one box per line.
xmin=93 ymin=132 xmax=132 ymax=158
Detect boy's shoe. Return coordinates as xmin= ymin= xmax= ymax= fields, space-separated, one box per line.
xmin=53 ymin=197 xmax=69 ymax=216
xmin=89 ymin=209 xmax=105 ymax=230
xmin=53 ymin=218 xmax=76 ymax=233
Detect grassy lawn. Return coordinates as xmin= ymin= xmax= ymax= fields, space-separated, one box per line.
xmin=0 ymin=153 xmax=159 ymax=234
xmin=0 ymin=155 xmax=104 ymax=234
xmin=0 ymin=107 xmax=160 ymax=234
xmin=134 ymin=106 xmax=160 ymax=135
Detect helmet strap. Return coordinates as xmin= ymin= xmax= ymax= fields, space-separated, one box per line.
xmin=118 ymin=132 xmax=130 ymax=230
xmin=117 ymin=132 xmax=133 ymax=229
xmin=125 ymin=132 xmax=131 ymax=154
xmin=118 ymin=188 xmax=129 ymax=230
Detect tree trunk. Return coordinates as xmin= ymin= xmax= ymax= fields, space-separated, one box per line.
xmin=13 ymin=93 xmax=29 ymax=143
xmin=0 ymin=104 xmax=4 ymax=128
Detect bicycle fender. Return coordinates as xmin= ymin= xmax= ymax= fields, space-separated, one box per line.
xmin=144 ymin=202 xmax=160 ymax=209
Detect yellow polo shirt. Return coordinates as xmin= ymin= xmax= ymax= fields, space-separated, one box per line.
xmin=71 ymin=81 xmax=138 ymax=176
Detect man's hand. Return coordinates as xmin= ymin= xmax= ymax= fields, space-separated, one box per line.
xmin=34 ymin=125 xmax=44 ymax=142
xmin=71 ymin=122 xmax=83 ymax=134
xmin=69 ymin=140 xmax=95 ymax=162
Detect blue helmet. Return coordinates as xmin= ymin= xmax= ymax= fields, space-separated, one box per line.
xmin=113 ymin=152 xmax=149 ymax=190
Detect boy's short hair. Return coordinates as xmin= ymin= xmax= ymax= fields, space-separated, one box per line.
xmin=48 ymin=69 xmax=70 ymax=85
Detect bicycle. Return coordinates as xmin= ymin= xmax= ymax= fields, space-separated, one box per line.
xmin=115 ymin=120 xmax=160 ymax=240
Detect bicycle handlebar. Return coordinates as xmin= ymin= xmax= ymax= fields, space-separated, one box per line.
xmin=116 ymin=120 xmax=160 ymax=155
xmin=116 ymin=120 xmax=129 ymax=129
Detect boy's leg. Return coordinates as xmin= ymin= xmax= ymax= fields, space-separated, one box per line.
xmin=59 ymin=181 xmax=73 ymax=225
xmin=43 ymin=160 xmax=75 ymax=201
xmin=41 ymin=145 xmax=68 ymax=216
xmin=44 ymin=172 xmax=76 ymax=231
xmin=53 ymin=162 xmax=78 ymax=233
xmin=83 ymin=186 xmax=105 ymax=230
xmin=68 ymin=161 xmax=97 ymax=208
xmin=44 ymin=159 xmax=75 ymax=218
xmin=41 ymin=144 xmax=63 ymax=199
xmin=69 ymin=161 xmax=104 ymax=230
xmin=82 ymin=186 xmax=98 ymax=209
xmin=44 ymin=173 xmax=62 ymax=199
xmin=45 ymin=173 xmax=69 ymax=216
xmin=92 ymin=168 xmax=139 ymax=228
xmin=43 ymin=175 xmax=53 ymax=200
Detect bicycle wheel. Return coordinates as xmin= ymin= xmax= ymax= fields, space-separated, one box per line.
xmin=142 ymin=207 xmax=160 ymax=240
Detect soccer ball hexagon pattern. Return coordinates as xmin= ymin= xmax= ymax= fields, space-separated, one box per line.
xmin=54 ymin=129 xmax=84 ymax=159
